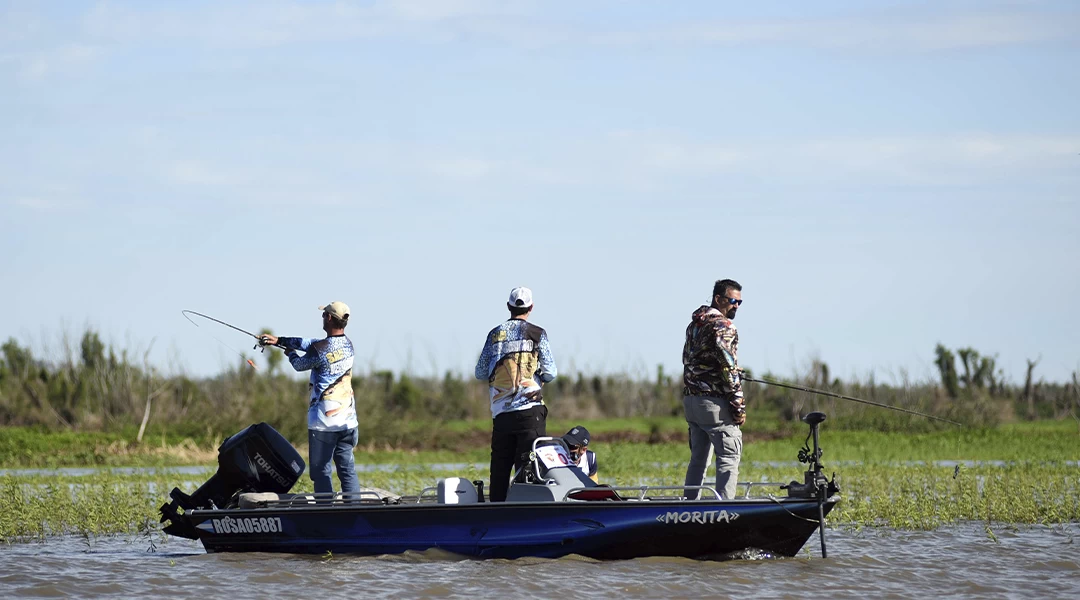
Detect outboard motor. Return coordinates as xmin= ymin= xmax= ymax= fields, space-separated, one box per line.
xmin=159 ymin=423 xmax=305 ymax=539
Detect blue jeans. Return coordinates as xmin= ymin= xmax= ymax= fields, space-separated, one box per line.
xmin=308 ymin=428 xmax=359 ymax=494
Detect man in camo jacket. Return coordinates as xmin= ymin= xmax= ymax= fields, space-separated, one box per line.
xmin=681 ymin=279 xmax=745 ymax=500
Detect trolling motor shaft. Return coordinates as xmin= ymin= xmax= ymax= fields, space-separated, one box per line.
xmin=784 ymin=412 xmax=835 ymax=496
xmin=781 ymin=411 xmax=839 ymax=558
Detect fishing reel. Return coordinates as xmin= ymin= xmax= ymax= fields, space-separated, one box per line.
xmin=255 ymin=336 xmax=287 ymax=354
xmin=255 ymin=336 xmax=271 ymax=353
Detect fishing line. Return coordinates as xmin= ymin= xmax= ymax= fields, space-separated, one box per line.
xmin=182 ymin=310 xmax=279 ymax=370
xmin=743 ymin=375 xmax=963 ymax=426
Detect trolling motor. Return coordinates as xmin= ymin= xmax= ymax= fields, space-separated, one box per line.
xmin=782 ymin=411 xmax=840 ymax=558
xmin=782 ymin=412 xmax=839 ymax=498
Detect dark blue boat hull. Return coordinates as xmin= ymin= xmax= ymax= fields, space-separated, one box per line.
xmin=187 ymin=498 xmax=837 ymax=559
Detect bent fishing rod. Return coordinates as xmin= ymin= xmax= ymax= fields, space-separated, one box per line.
xmin=182 ymin=310 xmax=289 ymax=367
xmin=741 ymin=375 xmax=962 ymax=426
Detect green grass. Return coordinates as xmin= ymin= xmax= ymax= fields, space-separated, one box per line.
xmin=3 ymin=456 xmax=1078 ymax=543
xmin=595 ymin=421 xmax=1079 ymax=469
xmin=2 ymin=420 xmax=1077 ymax=469
xmin=2 ymin=419 xmax=1077 ymax=543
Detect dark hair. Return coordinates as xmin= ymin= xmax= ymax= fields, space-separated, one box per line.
xmin=326 ymin=313 xmax=348 ymax=329
xmin=507 ymin=303 xmax=531 ymax=317
xmin=712 ymin=279 xmax=742 ymax=299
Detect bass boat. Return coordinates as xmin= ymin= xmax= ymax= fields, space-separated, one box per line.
xmin=159 ymin=413 xmax=840 ymax=560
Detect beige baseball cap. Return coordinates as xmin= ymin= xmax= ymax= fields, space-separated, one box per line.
xmin=319 ymin=301 xmax=351 ymax=321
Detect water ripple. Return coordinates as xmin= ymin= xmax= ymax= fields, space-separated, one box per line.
xmin=1 ymin=524 xmax=1078 ymax=598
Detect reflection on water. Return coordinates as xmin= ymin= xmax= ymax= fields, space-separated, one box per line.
xmin=1 ymin=524 xmax=1077 ymax=598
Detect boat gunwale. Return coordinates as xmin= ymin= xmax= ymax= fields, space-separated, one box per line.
xmin=186 ymin=495 xmax=840 ymax=517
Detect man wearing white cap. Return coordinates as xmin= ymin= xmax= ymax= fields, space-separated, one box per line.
xmin=475 ymin=287 xmax=558 ymax=502
xmin=260 ymin=302 xmax=359 ymax=496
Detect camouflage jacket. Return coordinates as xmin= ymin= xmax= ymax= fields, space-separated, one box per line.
xmin=682 ymin=305 xmax=744 ymax=413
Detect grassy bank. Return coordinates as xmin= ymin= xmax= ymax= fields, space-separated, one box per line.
xmin=2 ymin=419 xmax=1077 ymax=469
xmin=3 ymin=459 xmax=1078 ymax=543
xmin=0 ymin=417 xmax=714 ymax=468
xmin=5 ymin=331 xmax=1077 ymax=445
xmin=1 ymin=420 xmax=1077 ymax=542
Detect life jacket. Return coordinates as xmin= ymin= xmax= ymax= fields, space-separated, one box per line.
xmin=572 ymin=450 xmax=598 ymax=478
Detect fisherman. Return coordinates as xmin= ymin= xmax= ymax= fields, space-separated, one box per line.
xmin=562 ymin=426 xmax=598 ymax=483
xmin=259 ymin=302 xmax=359 ymax=496
xmin=475 ymin=287 xmax=558 ymax=502
xmin=681 ymin=279 xmax=745 ymax=500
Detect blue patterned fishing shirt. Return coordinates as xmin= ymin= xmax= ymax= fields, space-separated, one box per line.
xmin=474 ymin=319 xmax=557 ymax=418
xmin=278 ymin=335 xmax=358 ymax=432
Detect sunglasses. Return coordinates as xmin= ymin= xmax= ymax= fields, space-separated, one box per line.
xmin=724 ymin=297 xmax=743 ymax=306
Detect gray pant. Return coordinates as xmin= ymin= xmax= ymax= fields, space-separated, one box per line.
xmin=682 ymin=395 xmax=743 ymax=500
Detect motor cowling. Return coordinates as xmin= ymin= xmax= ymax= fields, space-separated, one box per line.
xmin=159 ymin=423 xmax=305 ymax=538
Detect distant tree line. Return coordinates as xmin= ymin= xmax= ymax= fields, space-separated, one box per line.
xmin=1 ymin=332 xmax=1077 ymax=443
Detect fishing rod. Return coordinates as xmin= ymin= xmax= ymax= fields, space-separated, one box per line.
xmin=742 ymin=375 xmax=962 ymax=426
xmin=181 ymin=310 xmax=287 ymax=369
xmin=182 ymin=310 xmax=264 ymax=342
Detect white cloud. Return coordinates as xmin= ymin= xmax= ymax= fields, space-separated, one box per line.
xmin=15 ymin=197 xmax=50 ymax=210
xmin=497 ymin=131 xmax=1080 ymax=188
xmin=13 ymin=196 xmax=84 ymax=211
xmin=376 ymin=0 xmax=537 ymax=21
xmin=158 ymin=156 xmax=373 ymax=207
xmin=595 ymin=12 xmax=1079 ymax=51
xmin=781 ymin=134 xmax=1080 ymax=182
xmin=429 ymin=157 xmax=495 ymax=180
xmin=143 ymin=132 xmax=1080 ymax=196
xmin=68 ymin=2 xmax=1079 ymax=51
xmin=10 ymin=128 xmax=1076 ymax=217
xmin=484 ymin=132 xmax=1067 ymax=190
xmin=8 ymin=44 xmax=103 ymax=81
xmin=166 ymin=160 xmax=244 ymax=187
xmin=634 ymin=139 xmax=744 ymax=173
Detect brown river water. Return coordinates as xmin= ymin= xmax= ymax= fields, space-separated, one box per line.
xmin=1 ymin=524 xmax=1078 ymax=598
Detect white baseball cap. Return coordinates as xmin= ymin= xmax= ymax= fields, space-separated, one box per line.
xmin=507 ymin=287 xmax=533 ymax=309
xmin=319 ymin=301 xmax=351 ymax=321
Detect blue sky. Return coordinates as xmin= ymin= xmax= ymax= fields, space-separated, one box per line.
xmin=1 ymin=0 xmax=1078 ymax=386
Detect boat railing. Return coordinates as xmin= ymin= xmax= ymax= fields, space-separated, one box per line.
xmin=738 ymin=481 xmax=790 ymax=498
xmin=244 ymin=490 xmax=390 ymax=508
xmin=233 ymin=482 xmax=795 ymax=509
xmin=567 ymin=485 xmax=723 ymax=502
xmin=562 ymin=481 xmax=791 ymax=502
xmin=414 ymin=487 xmax=438 ymax=503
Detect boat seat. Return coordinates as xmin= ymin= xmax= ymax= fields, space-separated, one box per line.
xmin=237 ymin=486 xmax=401 ymax=508
xmin=437 ymin=477 xmax=478 ymax=504
xmin=567 ymin=486 xmax=624 ymax=502
xmin=238 ymin=492 xmax=315 ymax=508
